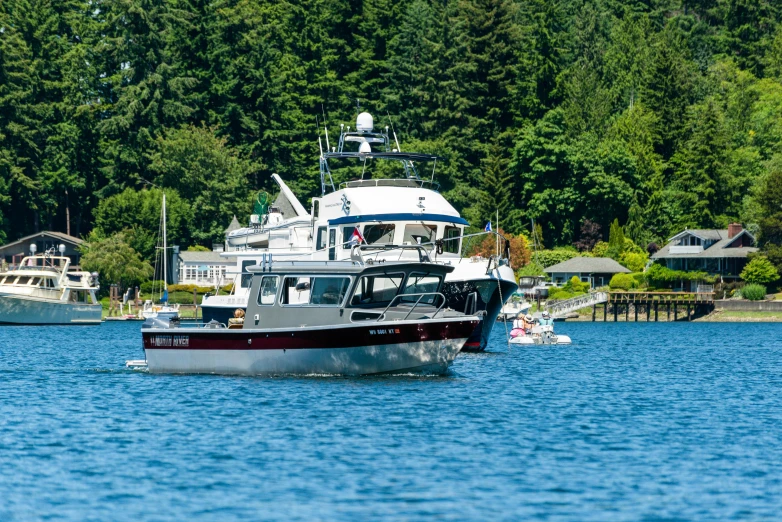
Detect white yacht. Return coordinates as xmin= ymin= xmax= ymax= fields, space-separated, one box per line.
xmin=202 ymin=112 xmax=518 ymax=351
xmin=0 ymin=252 xmax=101 ymax=325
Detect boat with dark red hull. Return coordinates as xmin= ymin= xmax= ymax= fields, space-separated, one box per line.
xmin=140 ymin=258 xmax=480 ymax=376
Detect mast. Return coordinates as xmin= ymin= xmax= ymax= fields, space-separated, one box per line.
xmin=162 ymin=193 xmax=168 ymax=294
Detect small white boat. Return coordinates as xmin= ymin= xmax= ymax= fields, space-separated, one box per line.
xmin=509 ymin=325 xmax=572 ymax=345
xmin=0 ymin=252 xmax=101 ymax=325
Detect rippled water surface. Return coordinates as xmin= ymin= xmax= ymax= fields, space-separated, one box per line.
xmin=1 ymin=321 xmax=781 ymax=520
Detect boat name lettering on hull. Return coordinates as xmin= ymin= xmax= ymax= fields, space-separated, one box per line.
xmin=149 ymin=335 xmax=189 ymax=347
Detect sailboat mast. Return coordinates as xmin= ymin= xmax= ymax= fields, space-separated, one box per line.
xmin=162 ymin=193 xmax=167 ymax=291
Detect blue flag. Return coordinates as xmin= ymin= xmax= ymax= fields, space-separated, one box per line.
xmin=162 ymin=289 xmax=169 ymax=303
xmin=485 ymin=221 xmax=492 ymax=232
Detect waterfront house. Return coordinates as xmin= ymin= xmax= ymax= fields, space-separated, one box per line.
xmin=173 ymin=248 xmax=235 ymax=286
xmin=651 ymin=224 xmax=757 ymax=280
xmin=0 ymin=231 xmax=84 ymax=269
xmin=544 ymin=257 xmax=631 ymax=287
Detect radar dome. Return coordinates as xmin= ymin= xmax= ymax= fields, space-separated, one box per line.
xmin=358 ymin=141 xmax=372 ymax=153
xmin=356 ymin=112 xmax=374 ymax=132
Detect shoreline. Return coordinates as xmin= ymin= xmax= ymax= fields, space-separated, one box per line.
xmin=554 ymin=309 xmax=782 ymax=323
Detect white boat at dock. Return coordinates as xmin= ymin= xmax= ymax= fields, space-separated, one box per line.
xmin=0 ymin=252 xmax=101 ymax=325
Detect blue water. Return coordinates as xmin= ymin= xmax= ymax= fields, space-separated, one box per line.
xmin=1 ymin=322 xmax=781 ymax=520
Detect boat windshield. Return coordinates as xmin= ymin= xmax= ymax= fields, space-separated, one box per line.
xmin=403 ymin=224 xmax=436 ymax=245
xmin=350 ymin=273 xmax=403 ymax=306
xmin=363 ymin=224 xmax=395 ymax=245
xmin=400 ymin=273 xmax=442 ymax=305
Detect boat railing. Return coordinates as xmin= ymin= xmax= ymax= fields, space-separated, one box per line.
xmin=338 ymin=178 xmax=440 ymax=191
xmin=377 ymin=292 xmax=447 ymax=321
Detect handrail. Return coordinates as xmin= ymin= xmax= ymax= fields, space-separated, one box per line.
xmin=376 ymin=291 xmax=447 ymax=321
xmin=338 ymin=178 xmax=441 ymax=191
xmin=547 ymin=291 xmax=609 ymax=317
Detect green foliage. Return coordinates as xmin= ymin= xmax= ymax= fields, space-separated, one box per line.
xmin=0 ymin=0 xmax=782 ymax=257
xmin=591 ymin=241 xmax=610 ymax=257
xmin=92 ymin=188 xmax=192 ymax=261
xmin=741 ymin=284 xmax=767 ymax=301
xmin=609 ymin=273 xmax=634 ymax=291
xmin=534 ymin=248 xmax=579 ymax=268
xmin=645 ymin=263 xmax=709 ymax=287
xmin=79 ymin=232 xmax=154 ymax=292
xmin=619 ymin=251 xmax=649 ymax=272
xmin=140 ymin=280 xmax=166 ymax=295
xmin=607 ymin=219 xmax=626 ymax=259
xmin=186 ymin=245 xmax=211 ymax=252
xmin=740 ymin=256 xmax=780 ymax=284
xmin=563 ymin=276 xmax=589 ymax=294
xmin=516 ymin=261 xmax=545 ymax=278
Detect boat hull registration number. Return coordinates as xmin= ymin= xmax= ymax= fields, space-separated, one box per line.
xmin=149 ymin=335 xmax=189 ymax=347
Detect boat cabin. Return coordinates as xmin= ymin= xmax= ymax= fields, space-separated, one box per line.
xmin=236 ymin=260 xmax=456 ymax=330
xmin=0 ymin=255 xmax=99 ymax=304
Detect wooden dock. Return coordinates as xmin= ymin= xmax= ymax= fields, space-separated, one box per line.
xmin=592 ymin=292 xmax=715 ymax=322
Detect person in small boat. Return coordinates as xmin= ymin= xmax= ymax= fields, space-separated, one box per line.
xmin=228 ymin=308 xmax=245 ymax=327
xmin=510 ymin=312 xmax=526 ymax=337
xmin=539 ymin=311 xmax=554 ymax=326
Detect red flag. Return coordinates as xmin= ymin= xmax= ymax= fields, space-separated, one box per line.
xmin=351 ymin=227 xmax=365 ymax=244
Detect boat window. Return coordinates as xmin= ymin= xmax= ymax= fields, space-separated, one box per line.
xmin=240 ymin=260 xmax=256 ymax=288
xmin=16 ymin=276 xmax=30 ymax=285
xmin=317 ymin=226 xmax=327 ymax=251
xmin=363 ymin=224 xmax=395 ymax=245
xmin=342 ymin=227 xmax=358 ymax=250
xmin=256 ymin=275 xmax=279 ymax=305
xmin=313 ymin=200 xmax=320 ymax=218
xmin=45 ymin=278 xmax=55 ymax=288
xmin=30 ymin=277 xmax=41 ymax=286
xmin=69 ymin=290 xmax=88 ymax=303
xmin=280 ymin=277 xmax=311 ymax=305
xmin=403 ymin=224 xmax=436 ymax=245
xmin=443 ymin=226 xmax=461 ymax=254
xmin=309 ymin=277 xmax=351 ymax=305
xmin=401 ymin=273 xmax=442 ymax=305
xmin=403 ymin=273 xmax=442 ymax=295
xmin=350 ymin=273 xmax=404 ymax=306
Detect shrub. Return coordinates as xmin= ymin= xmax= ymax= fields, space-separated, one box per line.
xmin=534 ymin=248 xmax=579 ymax=268
xmin=140 ymin=280 xmax=165 ymax=294
xmin=516 ymin=261 xmax=545 ymax=278
xmin=563 ymin=275 xmax=589 ymax=294
xmin=548 ymin=288 xmax=577 ymax=300
xmin=631 ymin=272 xmax=645 ymax=287
xmin=740 ymin=256 xmax=780 ymax=285
xmin=741 ymin=284 xmax=767 ymax=301
xmin=591 ymin=241 xmax=609 ymax=257
xmin=619 ymin=251 xmax=648 ymax=272
xmin=609 ymin=273 xmax=634 ymax=290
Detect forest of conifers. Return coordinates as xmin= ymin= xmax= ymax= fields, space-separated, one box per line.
xmin=2 ymin=0 xmax=782 ymax=260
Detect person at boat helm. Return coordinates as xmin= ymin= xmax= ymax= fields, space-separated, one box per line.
xmin=228 ymin=308 xmax=245 ymax=327
xmin=539 ymin=311 xmax=554 ymax=326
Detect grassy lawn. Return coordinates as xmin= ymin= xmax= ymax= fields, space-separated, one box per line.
xmin=698 ymin=310 xmax=782 ymax=322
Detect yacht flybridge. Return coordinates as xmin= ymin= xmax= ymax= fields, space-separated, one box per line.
xmin=0 ymin=253 xmax=101 ymax=325
xmin=141 ymin=258 xmax=480 ymax=375
xmin=202 ymin=111 xmax=518 ymax=351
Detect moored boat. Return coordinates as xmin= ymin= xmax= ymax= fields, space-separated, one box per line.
xmin=0 ymin=253 xmax=101 ymax=325
xmin=141 ymin=258 xmax=479 ymax=375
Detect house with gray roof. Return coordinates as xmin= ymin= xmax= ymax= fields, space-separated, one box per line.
xmin=544 ymin=257 xmax=631 ymax=287
xmin=0 ymin=231 xmax=84 ymax=268
xmin=651 ymin=223 xmax=757 ymax=280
